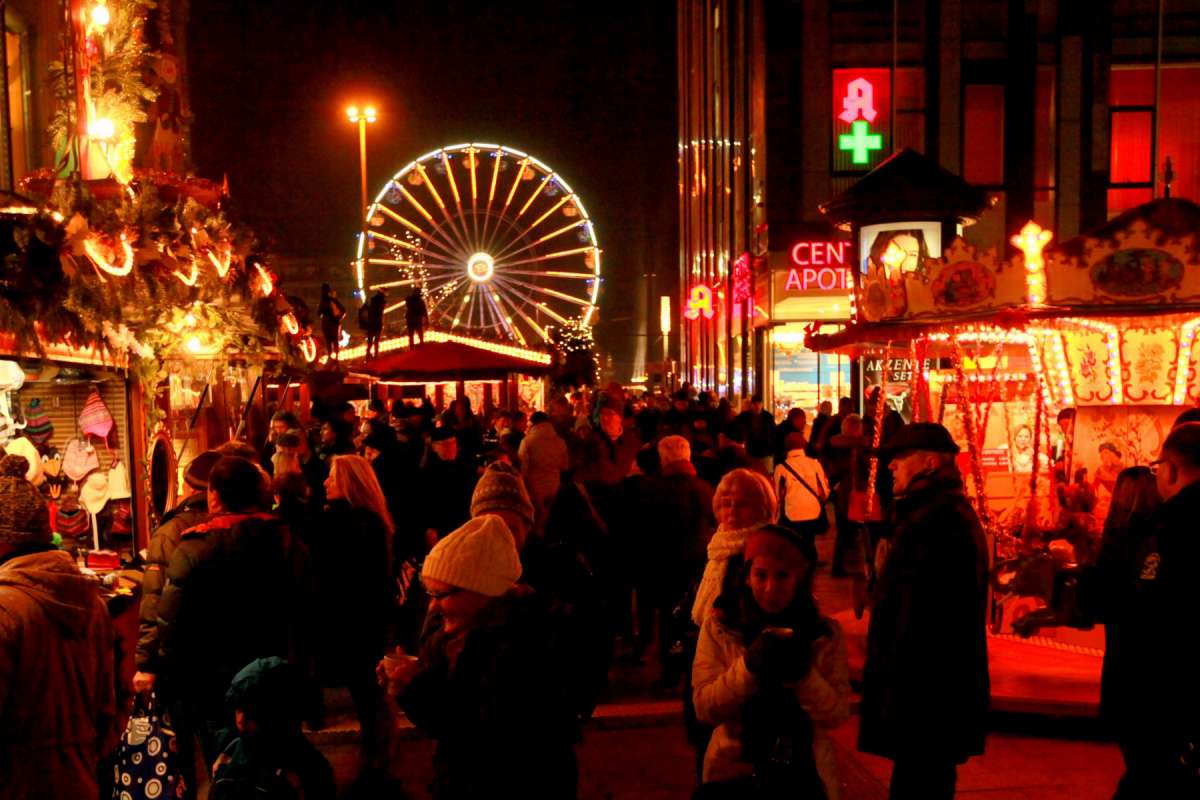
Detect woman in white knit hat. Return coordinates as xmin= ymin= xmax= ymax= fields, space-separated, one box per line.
xmin=379 ymin=515 xmax=578 ymax=798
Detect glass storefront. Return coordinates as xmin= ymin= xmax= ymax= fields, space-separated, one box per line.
xmin=771 ymin=323 xmax=851 ymax=420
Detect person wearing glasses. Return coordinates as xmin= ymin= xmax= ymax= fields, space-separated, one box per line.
xmin=378 ymin=516 xmax=579 ymax=798
xmin=1018 ymin=422 xmax=1200 ymax=798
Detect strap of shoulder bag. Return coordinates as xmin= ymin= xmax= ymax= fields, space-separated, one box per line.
xmin=780 ymin=460 xmax=826 ymax=503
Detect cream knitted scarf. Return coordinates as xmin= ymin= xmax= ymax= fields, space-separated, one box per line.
xmin=691 ymin=524 xmax=760 ymax=626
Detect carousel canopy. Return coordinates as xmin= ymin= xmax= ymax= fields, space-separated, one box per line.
xmin=819 ymin=148 xmax=992 ymax=229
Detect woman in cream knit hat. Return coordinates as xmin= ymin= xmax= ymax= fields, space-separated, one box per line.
xmin=380 ymin=515 xmax=578 ymax=798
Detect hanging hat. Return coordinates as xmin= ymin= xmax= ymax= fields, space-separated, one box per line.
xmin=107 ymin=460 xmax=131 ymax=501
xmin=422 ymin=515 xmax=522 ymax=597
xmin=54 ymin=495 xmax=90 ymax=538
xmin=23 ymin=399 xmax=53 ymax=446
xmin=0 ymin=455 xmax=50 ymax=545
xmin=470 ymin=462 xmax=534 ymax=526
xmin=3 ymin=437 xmax=43 ymax=485
xmin=62 ymin=439 xmax=100 ymax=482
xmin=79 ymin=388 xmax=114 ymax=440
xmin=80 ymin=470 xmax=111 ymax=516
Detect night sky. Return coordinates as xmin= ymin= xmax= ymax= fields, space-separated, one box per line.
xmin=187 ymin=0 xmax=677 ymax=379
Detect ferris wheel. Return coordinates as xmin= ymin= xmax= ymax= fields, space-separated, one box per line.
xmin=354 ymin=143 xmax=600 ymax=347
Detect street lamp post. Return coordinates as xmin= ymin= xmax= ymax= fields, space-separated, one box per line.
xmin=346 ymin=103 xmax=377 ymax=293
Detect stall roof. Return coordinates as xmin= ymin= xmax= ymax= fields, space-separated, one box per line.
xmin=819 ymin=148 xmax=992 ymax=229
xmin=355 ymin=339 xmax=553 ymax=381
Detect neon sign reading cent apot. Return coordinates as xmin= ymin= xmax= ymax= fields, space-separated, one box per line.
xmin=684 ymin=284 xmax=716 ymax=320
xmin=784 ymin=241 xmax=851 ymax=291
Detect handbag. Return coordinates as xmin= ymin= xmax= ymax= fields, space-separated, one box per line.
xmin=110 ymin=692 xmax=186 ymax=800
xmin=779 ymin=461 xmax=830 ymax=535
xmin=847 ymin=489 xmax=883 ymax=523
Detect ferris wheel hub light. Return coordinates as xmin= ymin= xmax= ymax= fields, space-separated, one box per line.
xmin=466 ymin=251 xmax=495 ymax=283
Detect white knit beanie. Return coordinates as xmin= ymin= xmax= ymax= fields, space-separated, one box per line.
xmin=422 ymin=515 xmax=522 ymax=597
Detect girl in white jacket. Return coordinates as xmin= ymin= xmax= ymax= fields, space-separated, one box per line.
xmin=692 ymin=524 xmax=850 ymax=799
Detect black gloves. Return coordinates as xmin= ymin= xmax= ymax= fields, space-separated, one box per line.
xmin=744 ymin=630 xmax=813 ymax=683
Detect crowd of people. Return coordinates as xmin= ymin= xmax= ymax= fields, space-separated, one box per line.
xmin=1 ymin=383 xmax=1198 ymax=799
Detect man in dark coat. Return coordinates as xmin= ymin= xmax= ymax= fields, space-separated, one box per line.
xmin=417 ymin=427 xmax=477 ymax=548
xmin=405 ymin=287 xmax=429 ymax=347
xmin=155 ymin=457 xmax=311 ymax=793
xmin=734 ymin=394 xmax=776 ymax=470
xmin=858 ymin=423 xmax=989 ymax=800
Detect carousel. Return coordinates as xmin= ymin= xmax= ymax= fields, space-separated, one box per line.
xmin=808 ymin=149 xmax=1200 ymax=715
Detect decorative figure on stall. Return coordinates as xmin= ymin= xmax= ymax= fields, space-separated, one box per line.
xmin=359 ymin=289 xmax=386 ymax=359
xmin=405 ymin=287 xmax=429 ymax=348
xmin=147 ymin=54 xmax=187 ymax=173
xmin=318 ymin=283 xmax=346 ymax=363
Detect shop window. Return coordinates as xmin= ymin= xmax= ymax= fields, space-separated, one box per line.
xmin=4 ymin=24 xmax=31 ymax=185
xmin=963 ymin=85 xmax=1005 ymax=186
xmin=1107 ymin=64 xmax=1200 ymax=216
xmin=772 ymin=325 xmax=851 ymax=420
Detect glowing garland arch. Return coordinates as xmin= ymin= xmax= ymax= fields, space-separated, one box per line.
xmin=354 ymin=143 xmax=601 ymax=347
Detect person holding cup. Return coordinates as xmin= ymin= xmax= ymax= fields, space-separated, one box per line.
xmin=378 ymin=515 xmax=578 ymax=798
xmin=692 ymin=524 xmax=849 ymax=798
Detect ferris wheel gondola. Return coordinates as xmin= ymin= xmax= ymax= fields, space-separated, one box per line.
xmin=353 ymin=143 xmax=600 ymax=347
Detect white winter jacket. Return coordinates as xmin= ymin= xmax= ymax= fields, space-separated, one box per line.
xmin=692 ymin=613 xmax=850 ymax=798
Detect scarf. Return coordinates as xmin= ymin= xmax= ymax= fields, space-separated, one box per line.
xmin=691 ymin=524 xmax=760 ymax=626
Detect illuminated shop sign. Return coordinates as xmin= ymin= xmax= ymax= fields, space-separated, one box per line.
xmin=833 ymin=69 xmax=889 ymax=171
xmin=684 ymin=284 xmax=716 ymax=320
xmin=780 ymin=241 xmax=852 ymax=292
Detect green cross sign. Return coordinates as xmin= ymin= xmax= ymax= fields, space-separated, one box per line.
xmin=839 ymin=119 xmax=883 ymax=165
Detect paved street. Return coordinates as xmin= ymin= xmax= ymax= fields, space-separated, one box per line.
xmin=309 ymin=530 xmax=1124 ymax=798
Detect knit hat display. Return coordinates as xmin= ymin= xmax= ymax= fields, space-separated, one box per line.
xmin=470 ymin=462 xmax=534 ymax=525
xmin=54 ymin=495 xmax=89 ymax=538
xmin=78 ymin=388 xmax=114 ymax=440
xmin=107 ymin=460 xmax=131 ymax=501
xmin=80 ymin=470 xmax=111 ymax=516
xmin=422 ymin=515 xmax=522 ymax=597
xmin=4 ymin=437 xmax=43 ymax=485
xmin=657 ymin=434 xmax=692 ymax=465
xmin=0 ymin=455 xmax=51 ymax=544
xmin=183 ymin=450 xmax=222 ymax=491
xmin=744 ymin=523 xmax=817 ymax=571
xmin=23 ymin=399 xmax=53 ymax=446
xmin=62 ymin=438 xmax=100 ymax=482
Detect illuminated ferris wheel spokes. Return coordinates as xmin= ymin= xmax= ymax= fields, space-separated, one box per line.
xmin=355 ymin=143 xmax=600 ymax=346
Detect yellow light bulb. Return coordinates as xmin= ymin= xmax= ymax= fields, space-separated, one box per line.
xmin=185 ymin=336 xmax=202 ymax=354
xmin=88 ymin=117 xmax=115 ymax=141
xmin=90 ymin=2 xmax=110 ymax=28
xmin=346 ymin=105 xmax=359 ymax=122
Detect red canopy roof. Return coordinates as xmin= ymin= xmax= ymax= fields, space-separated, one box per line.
xmin=364 ymin=340 xmax=552 ymax=381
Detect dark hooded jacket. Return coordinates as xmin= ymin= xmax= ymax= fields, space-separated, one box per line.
xmin=137 ymin=491 xmax=207 ymax=669
xmin=0 ymin=548 xmax=116 ymax=800
xmin=858 ymin=464 xmax=990 ymax=763
xmin=399 ymin=588 xmax=579 ymax=799
xmin=156 ymin=513 xmax=311 ymax=708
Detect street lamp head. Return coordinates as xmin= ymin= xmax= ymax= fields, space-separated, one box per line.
xmin=88 ymin=117 xmax=116 ymax=141
xmin=346 ymin=104 xmax=378 ymax=124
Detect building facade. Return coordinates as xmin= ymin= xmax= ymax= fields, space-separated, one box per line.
xmin=680 ymin=0 xmax=1200 ymax=415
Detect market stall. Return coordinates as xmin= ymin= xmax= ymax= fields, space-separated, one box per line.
xmin=807 ymin=153 xmax=1200 ymax=714
xmin=340 ymin=331 xmax=554 ymax=414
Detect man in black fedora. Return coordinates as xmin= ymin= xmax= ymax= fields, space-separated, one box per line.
xmin=858 ymin=422 xmax=990 ymax=800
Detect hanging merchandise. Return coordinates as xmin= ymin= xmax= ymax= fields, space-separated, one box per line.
xmin=80 ymin=470 xmax=112 ymax=551
xmin=110 ymin=500 xmax=132 ymax=536
xmin=79 ymin=388 xmax=115 ymax=441
xmin=4 ymin=437 xmax=43 ymax=485
xmin=62 ymin=438 xmax=101 ymax=482
xmin=23 ymin=399 xmax=54 ymax=447
xmin=55 ymin=494 xmax=90 ymax=539
xmin=0 ymin=361 xmax=26 ymax=392
xmin=107 ymin=459 xmax=131 ymax=501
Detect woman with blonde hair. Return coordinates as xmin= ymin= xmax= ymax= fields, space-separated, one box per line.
xmin=312 ymin=454 xmax=397 ymax=781
xmin=692 ymin=468 xmax=777 ymax=626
